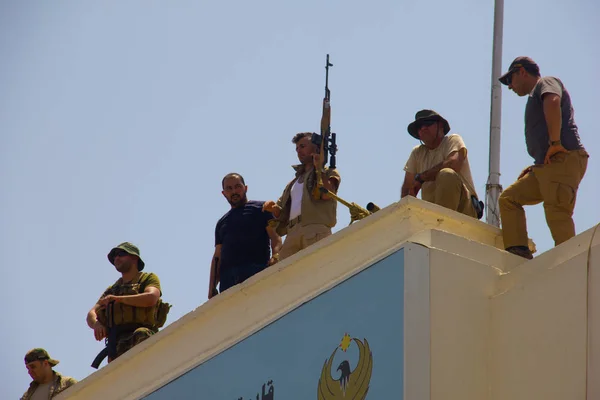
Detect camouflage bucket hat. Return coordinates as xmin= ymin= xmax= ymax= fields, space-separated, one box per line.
xmin=407 ymin=109 xmax=451 ymax=140
xmin=25 ymin=348 xmax=59 ymax=366
xmin=107 ymin=242 xmax=145 ymax=271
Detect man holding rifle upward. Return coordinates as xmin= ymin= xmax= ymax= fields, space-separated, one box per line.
xmin=263 ymin=55 xmax=341 ymax=260
xmin=263 ymin=131 xmax=341 ymax=260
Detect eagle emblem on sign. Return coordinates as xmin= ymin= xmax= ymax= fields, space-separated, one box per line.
xmin=317 ymin=334 xmax=373 ymax=399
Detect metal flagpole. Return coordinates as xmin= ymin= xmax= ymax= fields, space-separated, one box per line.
xmin=486 ymin=0 xmax=504 ymax=227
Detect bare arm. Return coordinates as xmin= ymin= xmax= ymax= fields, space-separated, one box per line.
xmin=542 ymin=93 xmax=568 ymax=163
xmin=87 ymin=302 xmax=107 ymax=341
xmin=311 ymin=153 xmax=340 ymax=201
xmin=87 ymin=304 xmax=102 ymax=329
xmin=208 ymin=245 xmax=222 ymax=299
xmin=542 ymin=93 xmax=562 ymax=143
xmin=418 ymin=150 xmax=465 ymax=182
xmin=112 ymin=287 xmax=160 ymax=307
xmin=98 ymin=287 xmax=160 ymax=308
xmin=401 ymin=171 xmax=420 ymax=198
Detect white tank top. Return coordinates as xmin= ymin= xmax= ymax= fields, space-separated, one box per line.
xmin=289 ymin=179 xmax=304 ymax=220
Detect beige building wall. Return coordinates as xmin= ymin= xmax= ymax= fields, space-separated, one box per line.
xmin=55 ymin=198 xmax=600 ymax=400
xmin=430 ymin=248 xmax=497 ymax=400
xmin=491 ymin=227 xmax=600 ymax=400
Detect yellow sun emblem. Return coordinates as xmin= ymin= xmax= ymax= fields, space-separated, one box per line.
xmin=339 ymin=334 xmax=352 ymax=352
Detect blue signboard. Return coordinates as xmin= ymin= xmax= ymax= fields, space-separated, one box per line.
xmin=145 ymin=249 xmax=405 ymax=400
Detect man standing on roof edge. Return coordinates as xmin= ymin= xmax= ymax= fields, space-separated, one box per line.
xmin=401 ymin=109 xmax=483 ymax=219
xmin=498 ymin=56 xmax=588 ymax=259
xmin=263 ymin=132 xmax=341 ymax=260
xmin=209 ymin=173 xmax=282 ymax=298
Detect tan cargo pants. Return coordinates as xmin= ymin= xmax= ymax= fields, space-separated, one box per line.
xmin=499 ymin=149 xmax=588 ymax=248
xmin=429 ymin=168 xmax=478 ymax=218
xmin=279 ymin=223 xmax=331 ymax=260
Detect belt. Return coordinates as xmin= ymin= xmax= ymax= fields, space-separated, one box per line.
xmin=288 ymin=215 xmax=301 ymax=229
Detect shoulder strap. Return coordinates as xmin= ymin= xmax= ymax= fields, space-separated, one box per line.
xmin=109 ymin=278 xmax=123 ymax=291
xmin=138 ymin=272 xmax=150 ymax=292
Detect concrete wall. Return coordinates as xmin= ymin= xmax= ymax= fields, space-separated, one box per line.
xmin=54 ymin=198 xmax=599 ymax=400
xmin=429 ymin=248 xmax=498 ymax=400
xmin=491 ymin=227 xmax=600 ymax=400
xmin=589 ymin=226 xmax=600 ymax=399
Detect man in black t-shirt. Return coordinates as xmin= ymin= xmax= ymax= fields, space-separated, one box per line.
xmin=208 ymin=173 xmax=282 ymax=298
xmin=498 ymin=57 xmax=589 ymax=259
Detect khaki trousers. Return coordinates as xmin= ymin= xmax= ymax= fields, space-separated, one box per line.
xmin=279 ymin=223 xmax=331 ymax=260
xmin=499 ymin=150 xmax=588 ymax=248
xmin=429 ymin=168 xmax=478 ymax=218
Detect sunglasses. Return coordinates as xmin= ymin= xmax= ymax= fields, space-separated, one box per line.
xmin=416 ymin=119 xmax=438 ymax=130
xmin=505 ymin=64 xmax=523 ymax=85
xmin=113 ymin=250 xmax=130 ymax=258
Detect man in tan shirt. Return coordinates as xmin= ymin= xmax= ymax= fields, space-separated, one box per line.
xmin=401 ymin=109 xmax=482 ymax=219
xmin=263 ymin=132 xmax=341 ymax=260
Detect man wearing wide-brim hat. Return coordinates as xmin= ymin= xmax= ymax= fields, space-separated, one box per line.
xmin=21 ymin=348 xmax=77 ymax=399
xmin=401 ymin=109 xmax=482 ymax=219
xmin=86 ymin=242 xmax=170 ymax=368
xmin=497 ymin=56 xmax=588 ymax=260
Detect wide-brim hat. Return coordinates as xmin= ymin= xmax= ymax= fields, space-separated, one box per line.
xmin=25 ymin=348 xmax=59 ymax=366
xmin=407 ymin=109 xmax=450 ymax=140
xmin=107 ymin=242 xmax=145 ymax=271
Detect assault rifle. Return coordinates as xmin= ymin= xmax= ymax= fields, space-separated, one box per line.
xmin=310 ymin=54 xmax=377 ymax=224
xmin=311 ymin=54 xmax=337 ymax=200
xmin=91 ymin=302 xmax=116 ymax=369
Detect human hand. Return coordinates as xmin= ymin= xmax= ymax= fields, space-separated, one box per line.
xmin=408 ymin=179 xmax=422 ymax=197
xmin=98 ymin=295 xmax=119 ymax=307
xmin=312 ymin=153 xmax=322 ymax=170
xmin=544 ymin=144 xmax=568 ymax=164
xmin=93 ymin=321 xmax=107 ymax=341
xmin=263 ymin=201 xmax=281 ymax=217
xmin=268 ymin=254 xmax=280 ymax=266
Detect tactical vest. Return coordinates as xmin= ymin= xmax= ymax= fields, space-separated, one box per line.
xmin=97 ymin=272 xmax=171 ymax=330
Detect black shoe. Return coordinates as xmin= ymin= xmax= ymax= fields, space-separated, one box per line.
xmin=506 ymin=246 xmax=533 ymax=260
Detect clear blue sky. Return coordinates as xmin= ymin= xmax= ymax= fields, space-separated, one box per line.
xmin=1 ymin=1 xmax=598 ymax=398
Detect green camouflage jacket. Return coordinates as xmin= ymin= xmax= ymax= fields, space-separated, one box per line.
xmin=20 ymin=371 xmax=77 ymax=400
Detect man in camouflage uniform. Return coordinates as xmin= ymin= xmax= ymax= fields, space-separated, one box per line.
xmin=21 ymin=348 xmax=77 ymax=400
xmin=87 ymin=242 xmax=165 ymax=365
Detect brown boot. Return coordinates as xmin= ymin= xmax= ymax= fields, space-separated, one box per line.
xmin=506 ymin=246 xmax=533 ymax=260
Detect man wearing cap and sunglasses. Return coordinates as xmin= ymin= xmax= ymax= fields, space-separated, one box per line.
xmin=498 ymin=56 xmax=588 ymax=259
xmin=401 ymin=109 xmax=483 ymax=219
xmin=87 ymin=242 xmax=169 ymax=367
xmin=21 ymin=348 xmax=77 ymax=399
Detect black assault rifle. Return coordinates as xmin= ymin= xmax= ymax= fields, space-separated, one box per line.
xmin=310 ymin=54 xmax=377 ymax=224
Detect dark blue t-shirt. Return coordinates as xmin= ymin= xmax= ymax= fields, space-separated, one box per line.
xmin=215 ymin=200 xmax=274 ymax=270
